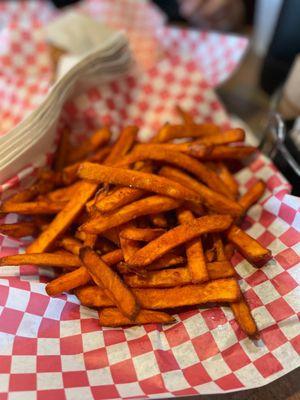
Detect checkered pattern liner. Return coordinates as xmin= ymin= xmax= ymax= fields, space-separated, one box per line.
xmin=0 ymin=1 xmax=299 ymax=399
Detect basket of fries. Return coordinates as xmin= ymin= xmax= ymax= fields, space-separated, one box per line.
xmin=0 ymin=0 xmax=299 ymax=399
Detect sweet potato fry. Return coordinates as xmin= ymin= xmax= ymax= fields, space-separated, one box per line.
xmin=149 ymin=213 xmax=168 ymax=228
xmin=27 ymin=181 xmax=98 ymax=253
xmin=153 ymin=123 xmax=221 ymax=142
xmin=125 ymin=261 xmax=236 ymax=288
xmin=81 ymin=196 xmax=181 ymax=234
xmin=99 ymin=308 xmax=175 ymax=326
xmin=213 ymin=162 xmax=239 ymax=198
xmin=231 ymin=297 xmax=258 ymax=337
xmin=176 ymin=105 xmax=195 ymax=124
xmin=177 ymin=208 xmax=209 ymax=283
xmin=120 ymin=226 xmax=165 ymax=241
xmin=3 ymin=176 xmax=55 ymax=205
xmin=88 ymin=145 xmax=111 ymax=163
xmin=95 ymin=187 xmax=144 ymax=213
xmin=205 ymin=247 xmax=215 ymax=262
xmin=117 ymin=252 xmax=185 ymax=274
xmin=0 ymin=252 xmax=80 ymax=269
xmin=59 ymin=236 xmax=83 ymax=256
xmin=46 ymin=249 xmax=123 ymax=295
xmin=239 ymin=180 xmax=266 ymax=212
xmin=54 ymin=129 xmax=70 ymax=171
xmin=41 ymin=181 xmax=82 ymax=202
xmin=227 ymin=224 xmax=271 ymax=265
xmin=104 ymin=125 xmax=138 ymax=165
xmin=0 ymin=222 xmax=38 ymax=238
xmin=78 ymin=163 xmax=201 ymax=203
xmin=224 ymin=243 xmax=235 ymax=260
xmin=83 ymin=233 xmax=97 ymax=248
xmin=119 ymin=234 xmax=141 ymax=263
xmin=67 ymin=127 xmax=111 ymax=164
xmin=0 ymin=201 xmax=66 ymax=215
xmin=80 ymin=247 xmax=139 ymax=319
xmin=203 ymin=145 xmax=256 ymax=160
xmin=127 ymin=215 xmax=233 ymax=268
xmin=76 ymin=278 xmax=241 ymax=308
xmin=118 ymin=145 xmax=230 ymax=197
xmin=212 ymin=233 xmax=227 ymax=261
xmin=159 ymin=166 xmax=242 ymax=216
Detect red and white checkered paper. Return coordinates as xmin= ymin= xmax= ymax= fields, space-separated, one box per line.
xmin=1 ymin=1 xmax=300 ymax=399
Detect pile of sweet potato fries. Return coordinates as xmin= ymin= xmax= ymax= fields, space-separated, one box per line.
xmin=0 ymin=107 xmax=271 ymax=335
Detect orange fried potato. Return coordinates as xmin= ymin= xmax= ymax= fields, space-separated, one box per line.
xmin=80 ymin=247 xmax=139 ymax=320
xmin=27 ymin=181 xmax=98 ymax=253
xmin=127 ymin=215 xmax=233 ymax=268
xmin=0 ymin=222 xmax=38 ymax=238
xmin=0 ymin=252 xmax=80 ymax=269
xmin=231 ymin=297 xmax=258 ymax=337
xmin=46 ymin=249 xmax=123 ymax=295
xmin=76 ymin=278 xmax=241 ymax=308
xmin=227 ymin=224 xmax=271 ymax=266
xmin=120 ymin=226 xmax=165 ymax=242
xmin=0 ymin=201 xmax=66 ymax=215
xmin=177 ymin=208 xmax=209 ymax=283
xmin=99 ymin=308 xmax=175 ymax=327
xmin=81 ymin=195 xmax=181 ymax=234
xmin=124 ymin=262 xmax=236 ymax=288
xmin=78 ymin=163 xmax=201 ymax=203
xmin=159 ymin=166 xmax=242 ymax=216
xmin=118 ymin=145 xmax=231 ymax=198
xmin=239 ymin=180 xmax=266 ymax=212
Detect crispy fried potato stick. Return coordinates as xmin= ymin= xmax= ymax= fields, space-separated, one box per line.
xmin=239 ymin=180 xmax=266 ymax=212
xmin=124 ymin=261 xmax=236 ymax=288
xmin=153 ymin=123 xmax=221 ymax=142
xmin=27 ymin=181 xmax=98 ymax=253
xmin=202 ymin=145 xmax=256 ymax=160
xmin=127 ymin=215 xmax=233 ymax=268
xmin=119 ymin=224 xmax=141 ymax=262
xmin=118 ymin=145 xmax=230 ymax=197
xmin=149 ymin=213 xmax=168 ymax=228
xmin=62 ymin=146 xmax=111 ymax=185
xmin=177 ymin=208 xmax=209 ymax=283
xmin=67 ymin=127 xmax=111 ymax=164
xmin=176 ymin=105 xmax=195 ymax=124
xmin=46 ymin=249 xmax=123 ymax=295
xmin=80 ymin=247 xmax=139 ymax=319
xmin=227 ymin=225 xmax=271 ymax=265
xmin=224 ymin=243 xmax=235 ymax=260
xmin=104 ymin=126 xmax=138 ymax=165
xmin=120 ymin=226 xmax=165 ymax=241
xmin=59 ymin=236 xmax=83 ymax=256
xmin=117 ymin=252 xmax=185 ymax=274
xmin=99 ymin=308 xmax=175 ymax=326
xmin=41 ymin=181 xmax=82 ymax=202
xmin=213 ymin=162 xmax=239 ymax=198
xmin=95 ymin=187 xmax=144 ymax=213
xmin=159 ymin=166 xmax=242 ymax=216
xmin=82 ymin=195 xmax=181 ymax=234
xmin=3 ymin=174 xmax=55 ymax=205
xmin=230 ymin=297 xmax=258 ymax=337
xmin=0 ymin=222 xmax=39 ymax=238
xmin=0 ymin=252 xmax=80 ymax=269
xmin=0 ymin=201 xmax=67 ymax=215
xmin=212 ymin=233 xmax=227 ymax=261
xmin=78 ymin=163 xmax=201 ymax=203
xmin=76 ymin=278 xmax=241 ymax=308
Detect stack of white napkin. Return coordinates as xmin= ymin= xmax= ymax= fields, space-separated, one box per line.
xmin=0 ymin=12 xmax=132 ymax=184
